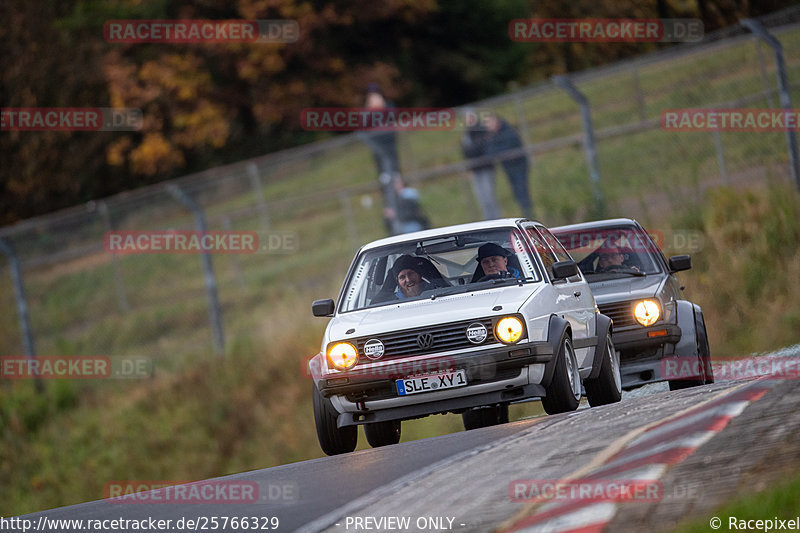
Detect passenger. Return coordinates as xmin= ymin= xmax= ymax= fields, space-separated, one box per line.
xmin=476 ymin=243 xmax=521 ymax=279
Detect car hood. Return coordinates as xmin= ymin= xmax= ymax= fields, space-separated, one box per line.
xmin=587 ymin=275 xmax=663 ymax=305
xmin=328 ymin=284 xmax=541 ymax=340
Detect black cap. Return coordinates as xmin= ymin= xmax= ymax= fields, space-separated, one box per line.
xmin=365 ymin=82 xmax=382 ymax=95
xmin=392 ymin=255 xmax=425 ymax=278
xmin=476 ymin=243 xmax=510 ymax=261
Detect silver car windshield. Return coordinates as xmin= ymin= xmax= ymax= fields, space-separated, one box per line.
xmin=339 ymin=228 xmax=541 ymax=313
xmin=554 ymin=225 xmax=662 ymax=276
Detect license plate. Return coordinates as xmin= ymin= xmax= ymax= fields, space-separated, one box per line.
xmin=396 ymin=369 xmax=467 ymax=396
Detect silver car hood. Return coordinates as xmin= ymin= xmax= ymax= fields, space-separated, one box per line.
xmin=326 ymin=284 xmax=542 ymax=342
xmin=587 ymin=275 xmax=663 ymax=305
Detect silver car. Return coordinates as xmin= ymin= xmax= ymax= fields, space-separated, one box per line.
xmin=309 ymin=219 xmax=620 ymax=455
xmin=552 ymin=218 xmax=714 ymax=391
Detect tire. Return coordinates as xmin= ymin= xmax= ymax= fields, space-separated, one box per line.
xmin=669 ymin=311 xmax=711 ymax=390
xmin=364 ymin=420 xmax=401 ymax=448
xmin=697 ymin=313 xmax=714 ymax=384
xmin=541 ymin=335 xmax=581 ymax=415
xmin=584 ymin=334 xmax=622 ymax=407
xmin=312 ymin=384 xmax=357 ymax=455
xmin=462 ymin=404 xmax=509 ymax=430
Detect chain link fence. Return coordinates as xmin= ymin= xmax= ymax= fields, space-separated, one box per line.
xmin=2 ymin=7 xmax=800 ymax=371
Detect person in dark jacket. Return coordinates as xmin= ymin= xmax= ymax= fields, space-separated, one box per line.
xmin=461 ymin=109 xmax=501 ymax=220
xmin=483 ymin=113 xmax=534 ymax=219
xmin=358 ymin=83 xmax=401 ymax=234
xmin=383 ymin=177 xmax=430 ymax=234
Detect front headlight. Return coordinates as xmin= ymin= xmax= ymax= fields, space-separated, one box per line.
xmin=327 ymin=342 xmax=358 ymax=370
xmin=495 ymin=316 xmax=524 ymax=344
xmin=634 ymin=300 xmax=661 ymax=327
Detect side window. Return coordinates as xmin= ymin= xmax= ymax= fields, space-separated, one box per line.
xmin=525 ymin=227 xmax=557 ymax=273
xmin=538 ymin=227 xmax=572 ymax=263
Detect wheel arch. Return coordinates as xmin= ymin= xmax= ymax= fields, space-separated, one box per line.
xmin=542 ymin=314 xmax=571 ymax=388
xmin=587 ymin=313 xmax=614 ymax=380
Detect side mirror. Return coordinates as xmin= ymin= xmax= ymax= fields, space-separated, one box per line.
xmin=668 ymin=255 xmax=692 ymax=272
xmin=551 ymin=260 xmax=578 ymax=280
xmin=312 ymin=299 xmax=335 ymax=317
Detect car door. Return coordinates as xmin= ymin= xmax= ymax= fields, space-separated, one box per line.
xmin=531 ymin=224 xmax=596 ymax=370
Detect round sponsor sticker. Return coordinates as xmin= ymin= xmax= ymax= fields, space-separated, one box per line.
xmin=364 ymin=338 xmax=385 ymax=360
xmin=466 ymin=323 xmax=488 ymax=344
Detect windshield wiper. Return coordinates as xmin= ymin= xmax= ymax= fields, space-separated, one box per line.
xmin=428 ymin=277 xmax=530 ymax=299
xmin=589 ymin=270 xmax=646 ymax=277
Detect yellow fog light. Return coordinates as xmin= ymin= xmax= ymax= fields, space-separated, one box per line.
xmin=634 ymin=300 xmax=660 ymax=327
xmin=327 ymin=342 xmax=358 ymax=370
xmin=495 ymin=316 xmax=524 ymax=344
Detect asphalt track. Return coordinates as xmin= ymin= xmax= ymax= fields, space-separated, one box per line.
xmin=14 ymin=348 xmax=800 ymax=533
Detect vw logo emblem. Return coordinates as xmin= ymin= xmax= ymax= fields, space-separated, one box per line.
xmin=363 ymin=339 xmax=385 ymax=360
xmin=416 ymin=333 xmax=435 ymax=349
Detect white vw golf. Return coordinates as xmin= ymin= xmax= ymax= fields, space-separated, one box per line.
xmin=309 ymin=219 xmax=621 ymax=455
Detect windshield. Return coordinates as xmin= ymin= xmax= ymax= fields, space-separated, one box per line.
xmin=339 ymin=228 xmax=540 ymax=312
xmin=553 ymin=225 xmax=662 ymax=276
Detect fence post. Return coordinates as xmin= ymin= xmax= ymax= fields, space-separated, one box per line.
xmin=221 ymin=214 xmax=247 ymax=292
xmin=96 ymin=201 xmax=130 ymax=313
xmin=713 ymin=130 xmax=728 ymax=185
xmin=166 ymin=185 xmax=226 ymax=357
xmin=552 ymin=75 xmax=605 ymax=216
xmin=631 ymin=66 xmax=647 ymax=123
xmin=742 ymin=19 xmax=800 ymax=192
xmin=338 ymin=193 xmax=359 ymax=251
xmin=754 ymin=38 xmax=776 ymax=108
xmin=0 ymin=237 xmax=43 ymax=393
xmin=247 ymin=163 xmax=271 ymax=231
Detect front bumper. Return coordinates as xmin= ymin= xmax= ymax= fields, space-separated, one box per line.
xmin=613 ymin=324 xmax=681 ymax=351
xmin=319 ymin=340 xmax=553 ymax=427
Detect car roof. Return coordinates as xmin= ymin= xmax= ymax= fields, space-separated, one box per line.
xmin=550 ymin=218 xmax=642 ymax=233
xmin=360 ymin=218 xmax=539 ymax=251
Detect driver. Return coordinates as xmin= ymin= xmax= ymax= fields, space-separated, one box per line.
xmin=596 ymin=247 xmax=639 ymax=273
xmin=392 ymin=255 xmax=433 ymax=299
xmin=476 ymin=243 xmax=521 ymax=279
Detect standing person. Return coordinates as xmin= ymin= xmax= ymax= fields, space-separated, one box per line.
xmin=461 ymin=109 xmax=502 ymax=220
xmin=383 ymin=177 xmax=430 ymax=234
xmin=358 ymin=83 xmax=401 ymax=234
xmin=484 ymin=113 xmax=534 ymax=219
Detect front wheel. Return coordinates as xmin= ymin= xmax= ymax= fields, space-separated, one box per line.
xmin=462 ymin=404 xmax=509 ymax=430
xmin=312 ymin=384 xmax=357 ymax=455
xmin=364 ymin=420 xmax=401 ymax=447
xmin=541 ymin=335 xmax=581 ymax=415
xmin=584 ymin=334 xmax=622 ymax=407
xmin=669 ymin=311 xmax=712 ymax=390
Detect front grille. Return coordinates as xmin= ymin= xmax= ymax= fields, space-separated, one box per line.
xmin=355 ymin=317 xmax=496 ymax=361
xmin=598 ymin=301 xmax=637 ymax=328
